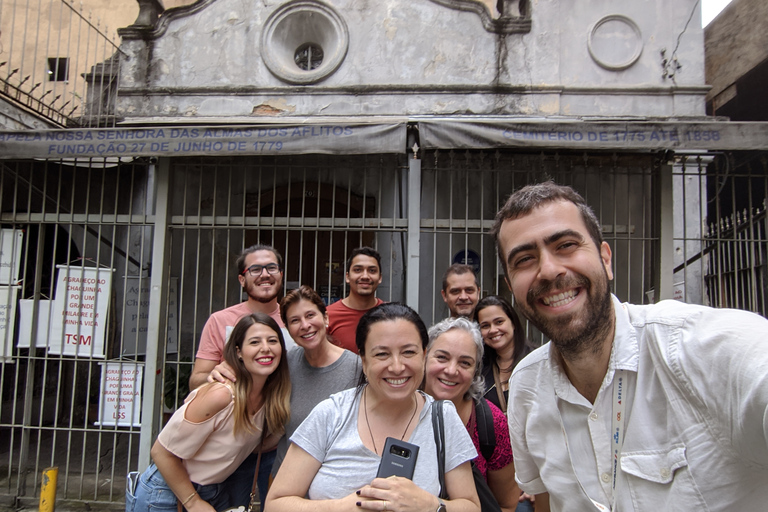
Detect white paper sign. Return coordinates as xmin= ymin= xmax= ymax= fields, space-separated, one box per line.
xmin=17 ymin=299 xmax=52 ymax=349
xmin=95 ymin=362 xmax=143 ymax=427
xmin=48 ymin=266 xmax=113 ymax=357
xmin=0 ymin=229 xmax=23 ymax=285
xmin=0 ymin=286 xmax=19 ymax=360
xmin=120 ymin=277 xmax=178 ymax=356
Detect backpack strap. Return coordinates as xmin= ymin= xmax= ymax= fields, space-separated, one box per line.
xmin=431 ymin=400 xmax=447 ymax=499
xmin=474 ymin=399 xmax=496 ymax=462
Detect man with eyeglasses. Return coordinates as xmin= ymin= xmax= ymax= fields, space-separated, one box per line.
xmin=188 ymin=244 xmax=294 ymax=509
xmin=190 ymin=243 xmax=294 ymax=389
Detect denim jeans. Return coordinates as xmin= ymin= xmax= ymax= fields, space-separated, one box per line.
xmin=126 ymin=463 xmax=236 ymax=512
xmin=221 ymin=448 xmax=277 ymax=509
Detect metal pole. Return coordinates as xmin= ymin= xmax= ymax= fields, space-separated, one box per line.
xmin=138 ymin=158 xmax=171 ymax=470
xmin=656 ymin=162 xmax=674 ymax=301
xmin=406 ymin=156 xmax=421 ymax=310
xmin=17 ymin=224 xmax=48 ymax=496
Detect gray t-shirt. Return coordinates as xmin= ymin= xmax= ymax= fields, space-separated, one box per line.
xmin=272 ymin=347 xmax=361 ymax=475
xmin=290 ymin=388 xmax=476 ymax=499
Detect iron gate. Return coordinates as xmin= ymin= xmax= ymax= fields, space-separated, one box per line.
xmin=0 ymin=149 xmax=765 ymax=507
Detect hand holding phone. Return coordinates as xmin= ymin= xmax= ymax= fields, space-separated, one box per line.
xmin=376 ymin=438 xmax=419 ymax=480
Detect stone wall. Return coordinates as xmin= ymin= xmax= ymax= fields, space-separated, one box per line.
xmin=116 ymin=0 xmax=707 ymax=120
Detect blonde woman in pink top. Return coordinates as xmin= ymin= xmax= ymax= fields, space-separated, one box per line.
xmin=127 ymin=313 xmax=291 ymax=512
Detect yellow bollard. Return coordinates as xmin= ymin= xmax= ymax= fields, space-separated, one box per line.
xmin=39 ymin=466 xmax=58 ymax=512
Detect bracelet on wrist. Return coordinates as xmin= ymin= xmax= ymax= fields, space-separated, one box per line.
xmin=181 ymin=491 xmax=198 ymax=506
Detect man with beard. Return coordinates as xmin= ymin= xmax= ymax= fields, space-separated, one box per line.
xmin=326 ymin=247 xmax=384 ymax=353
xmin=190 ymin=243 xmax=294 ymax=388
xmin=188 ymin=244 xmax=294 ymax=509
xmin=441 ymin=263 xmax=480 ymax=318
xmin=492 ymin=181 xmax=768 ymax=512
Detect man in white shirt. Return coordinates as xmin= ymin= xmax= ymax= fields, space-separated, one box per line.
xmin=491 ymin=181 xmax=768 ymax=512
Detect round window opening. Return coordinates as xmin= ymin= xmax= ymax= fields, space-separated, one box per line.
xmin=295 ymin=43 xmax=324 ymax=71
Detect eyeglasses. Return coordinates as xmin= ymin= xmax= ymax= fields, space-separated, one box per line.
xmin=241 ymin=264 xmax=281 ymax=276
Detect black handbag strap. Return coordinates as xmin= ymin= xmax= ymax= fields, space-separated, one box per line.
xmin=474 ymin=399 xmax=496 ymax=462
xmin=431 ymin=399 xmax=448 ymax=499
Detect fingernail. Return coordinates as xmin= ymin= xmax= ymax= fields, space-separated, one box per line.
xmin=356 ymin=502 xmax=362 ymax=507
xmin=356 ymin=490 xmax=361 ymax=496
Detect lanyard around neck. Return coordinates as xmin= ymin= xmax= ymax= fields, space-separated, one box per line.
xmin=558 ymin=368 xmax=627 ymax=512
xmin=592 ymin=369 xmax=627 ymax=512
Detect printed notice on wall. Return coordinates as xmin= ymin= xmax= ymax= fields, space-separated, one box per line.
xmin=95 ymin=362 xmax=143 ymax=427
xmin=120 ymin=277 xmax=179 ymax=356
xmin=48 ymin=266 xmax=113 ymax=357
xmin=17 ymin=299 xmax=52 ymax=349
xmin=0 ymin=229 xmax=23 ymax=285
xmin=0 ymin=286 xmax=20 ymax=360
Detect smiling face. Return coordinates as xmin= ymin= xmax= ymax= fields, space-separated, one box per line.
xmin=497 ymin=200 xmax=614 ymax=359
xmin=361 ymin=319 xmax=425 ymax=403
xmin=424 ymin=329 xmax=477 ymax=404
xmin=238 ymin=250 xmax=283 ymax=304
xmin=236 ymin=322 xmax=283 ymax=378
xmin=285 ymin=298 xmax=328 ymax=351
xmin=346 ymin=254 xmax=382 ymax=298
xmin=442 ymin=272 xmax=479 ymax=318
xmin=476 ymin=305 xmax=515 ymax=356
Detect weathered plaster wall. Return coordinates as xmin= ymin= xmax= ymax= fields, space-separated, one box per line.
xmin=0 ymin=99 xmax=58 ymax=130
xmin=116 ymin=0 xmax=707 ymax=120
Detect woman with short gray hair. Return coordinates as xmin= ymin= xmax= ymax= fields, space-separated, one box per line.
xmin=424 ymin=316 xmax=522 ymax=512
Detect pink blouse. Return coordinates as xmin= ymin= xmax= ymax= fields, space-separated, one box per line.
xmin=157 ymin=383 xmax=264 ymax=485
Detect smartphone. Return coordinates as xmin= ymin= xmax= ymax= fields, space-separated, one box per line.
xmin=376 ymin=437 xmax=419 ymax=479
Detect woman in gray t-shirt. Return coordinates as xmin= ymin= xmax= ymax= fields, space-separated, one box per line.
xmin=266 ymin=303 xmax=480 ymax=512
xmin=271 ymin=285 xmax=361 ymax=476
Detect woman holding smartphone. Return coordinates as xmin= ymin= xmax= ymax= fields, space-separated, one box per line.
xmin=127 ymin=313 xmax=291 ymax=512
xmin=266 ymin=303 xmax=480 ymax=512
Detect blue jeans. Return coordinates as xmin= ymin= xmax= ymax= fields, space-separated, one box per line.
xmin=126 ymin=463 xmax=236 ymax=512
xmin=220 ymin=448 xmax=277 ymax=509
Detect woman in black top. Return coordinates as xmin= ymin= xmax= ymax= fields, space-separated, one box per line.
xmin=474 ymin=296 xmax=532 ymax=413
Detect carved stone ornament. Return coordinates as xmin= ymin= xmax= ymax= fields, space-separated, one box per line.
xmin=587 ymin=14 xmax=643 ymax=71
xmin=261 ymin=0 xmax=349 ymax=85
xmin=427 ymin=0 xmax=531 ymax=34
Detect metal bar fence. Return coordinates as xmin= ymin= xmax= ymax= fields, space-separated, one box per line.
xmin=419 ymin=149 xmax=660 ymax=344
xmin=0 ymin=148 xmax=764 ymax=509
xmin=673 ymin=152 xmax=768 ymax=318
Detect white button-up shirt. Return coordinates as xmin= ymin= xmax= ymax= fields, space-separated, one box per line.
xmin=508 ymin=295 xmax=768 ymax=511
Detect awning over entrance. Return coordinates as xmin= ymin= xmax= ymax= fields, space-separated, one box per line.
xmin=0 ymin=121 xmax=407 ymax=159
xmin=417 ymin=118 xmax=768 ymax=151
xmin=3 ymin=118 xmax=768 ymax=159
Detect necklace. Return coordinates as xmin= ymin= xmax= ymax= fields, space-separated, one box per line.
xmin=363 ymin=387 xmax=418 ymax=455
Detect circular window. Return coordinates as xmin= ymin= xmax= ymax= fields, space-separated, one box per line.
xmin=295 ymin=43 xmax=324 ymax=71
xmin=587 ymin=14 xmax=643 ymax=71
xmin=262 ymin=0 xmax=348 ymax=84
